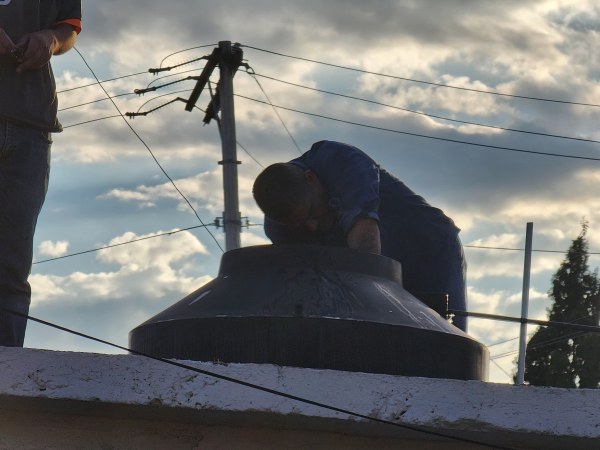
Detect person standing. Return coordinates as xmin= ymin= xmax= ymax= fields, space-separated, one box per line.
xmin=0 ymin=0 xmax=82 ymax=346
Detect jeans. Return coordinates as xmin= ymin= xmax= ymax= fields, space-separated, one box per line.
xmin=0 ymin=120 xmax=51 ymax=346
xmin=400 ymin=233 xmax=468 ymax=332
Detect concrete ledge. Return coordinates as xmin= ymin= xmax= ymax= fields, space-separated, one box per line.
xmin=0 ymin=347 xmax=598 ymax=449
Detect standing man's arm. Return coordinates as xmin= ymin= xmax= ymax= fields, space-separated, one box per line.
xmin=14 ymin=23 xmax=78 ymax=73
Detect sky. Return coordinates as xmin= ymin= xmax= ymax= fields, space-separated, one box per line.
xmin=24 ymin=0 xmax=600 ymax=385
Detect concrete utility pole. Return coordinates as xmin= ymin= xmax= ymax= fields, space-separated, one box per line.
xmin=217 ymin=41 xmax=243 ymax=251
xmin=516 ymin=222 xmax=533 ymax=385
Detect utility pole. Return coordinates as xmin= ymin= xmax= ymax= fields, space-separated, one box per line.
xmin=183 ymin=41 xmax=244 ymax=251
xmin=129 ymin=41 xmax=245 ymax=251
xmin=217 ymin=41 xmax=243 ymax=251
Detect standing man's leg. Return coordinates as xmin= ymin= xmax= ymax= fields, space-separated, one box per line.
xmin=0 ymin=121 xmax=51 ymax=346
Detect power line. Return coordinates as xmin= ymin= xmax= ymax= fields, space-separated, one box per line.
xmin=58 ymin=91 xmax=135 ymax=112
xmin=463 ymin=244 xmax=600 ymax=256
xmin=490 ymin=359 xmax=514 ymax=382
xmin=236 ymin=94 xmax=600 ymax=162
xmin=4 ymin=305 xmax=515 ymax=450
xmin=158 ymin=44 xmax=218 ymax=69
xmin=450 ymin=310 xmax=600 ymax=334
xmin=250 ymin=72 xmax=600 ymax=146
xmin=57 ymin=70 xmax=149 ymax=94
xmin=32 ymin=225 xmax=213 ymax=265
xmin=246 ymin=68 xmax=302 ymax=154
xmin=55 ymin=45 xmax=217 ymax=95
xmin=73 ymin=47 xmax=224 ymax=253
xmin=62 ymin=114 xmax=123 ymax=129
xmin=242 ymin=45 xmax=600 ymax=108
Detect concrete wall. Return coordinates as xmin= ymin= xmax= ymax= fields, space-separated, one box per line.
xmin=0 ymin=347 xmax=598 ymax=450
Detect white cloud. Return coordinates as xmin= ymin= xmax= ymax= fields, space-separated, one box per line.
xmin=30 ymin=230 xmax=212 ymax=305
xmin=38 ymin=240 xmax=70 ymax=257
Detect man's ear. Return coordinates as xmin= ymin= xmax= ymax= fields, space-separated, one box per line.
xmin=304 ymin=170 xmax=318 ymax=185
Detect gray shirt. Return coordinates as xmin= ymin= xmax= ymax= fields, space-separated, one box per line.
xmin=0 ymin=0 xmax=81 ymax=132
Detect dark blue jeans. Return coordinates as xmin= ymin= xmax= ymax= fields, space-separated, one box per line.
xmin=0 ymin=120 xmax=51 ymax=346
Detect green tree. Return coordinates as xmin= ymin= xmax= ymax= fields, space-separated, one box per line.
xmin=523 ymin=223 xmax=600 ymax=388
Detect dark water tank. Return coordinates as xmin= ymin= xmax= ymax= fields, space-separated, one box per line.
xmin=129 ymin=244 xmax=488 ymax=381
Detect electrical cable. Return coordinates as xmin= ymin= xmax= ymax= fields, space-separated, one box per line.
xmin=449 ymin=310 xmax=600 ymax=334
xmin=236 ymin=94 xmax=600 ymax=162
xmin=463 ymin=244 xmax=600 ymax=255
xmin=62 ymin=114 xmax=123 ymax=129
xmin=490 ymin=359 xmax=514 ymax=381
xmin=241 ymin=45 xmax=600 ymax=108
xmin=56 ymin=45 xmax=216 ymax=95
xmin=250 ymin=72 xmax=600 ymax=146
xmin=246 ymin=68 xmax=302 ymax=154
xmin=158 ymin=44 xmax=218 ymax=69
xmin=57 ymin=71 xmax=149 ymax=94
xmin=145 ymin=68 xmax=202 ymax=89
xmin=32 ymin=225 xmax=213 ymax=265
xmin=58 ymin=91 xmax=135 ymax=112
xmin=133 ymin=89 xmax=193 ymax=114
xmin=73 ymin=47 xmax=224 ymax=253
xmin=2 ymin=305 xmax=516 ymax=450
xmin=491 ymin=330 xmax=590 ymax=360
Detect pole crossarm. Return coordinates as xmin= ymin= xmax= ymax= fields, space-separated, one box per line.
xmin=202 ymin=42 xmax=245 ymax=124
xmin=184 ymin=47 xmax=221 ymax=112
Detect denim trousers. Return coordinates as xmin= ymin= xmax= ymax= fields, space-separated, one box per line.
xmin=0 ymin=120 xmax=51 ymax=346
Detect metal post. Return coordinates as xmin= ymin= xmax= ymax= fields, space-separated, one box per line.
xmin=516 ymin=222 xmax=533 ymax=385
xmin=217 ymin=41 xmax=242 ymax=251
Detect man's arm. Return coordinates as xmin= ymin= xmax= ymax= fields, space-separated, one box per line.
xmin=14 ymin=23 xmax=78 ymax=73
xmin=347 ymin=217 xmax=381 ymax=254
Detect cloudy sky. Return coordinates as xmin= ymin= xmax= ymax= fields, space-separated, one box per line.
xmin=25 ymin=0 xmax=600 ymax=384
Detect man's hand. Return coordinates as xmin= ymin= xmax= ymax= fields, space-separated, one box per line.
xmin=347 ymin=217 xmax=381 ymax=254
xmin=13 ymin=24 xmax=78 ymax=73
xmin=0 ymin=28 xmax=16 ymax=56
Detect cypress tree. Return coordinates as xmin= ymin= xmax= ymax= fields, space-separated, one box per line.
xmin=523 ymin=223 xmax=600 ymax=388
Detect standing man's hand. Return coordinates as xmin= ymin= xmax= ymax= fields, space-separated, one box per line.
xmin=347 ymin=218 xmax=381 ymax=254
xmin=12 ymin=24 xmax=78 ymax=74
xmin=0 ymin=28 xmax=16 ymax=56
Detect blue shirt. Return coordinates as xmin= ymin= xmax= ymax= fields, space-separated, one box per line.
xmin=265 ymin=140 xmax=460 ymax=264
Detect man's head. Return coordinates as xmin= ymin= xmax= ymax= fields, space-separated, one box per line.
xmin=253 ymin=163 xmax=331 ymax=232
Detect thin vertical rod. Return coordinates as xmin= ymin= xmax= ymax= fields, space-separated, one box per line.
xmin=516 ymin=222 xmax=533 ymax=385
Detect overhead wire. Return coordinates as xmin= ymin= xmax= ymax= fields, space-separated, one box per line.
xmin=3 ymin=304 xmax=516 ymax=450
xmin=241 ymin=45 xmax=600 ymax=108
xmin=57 ymin=70 xmax=149 ymax=94
xmin=58 ymin=91 xmax=135 ymax=112
xmin=463 ymin=244 xmax=600 ymax=255
xmin=158 ymin=44 xmax=218 ymax=69
xmin=490 ymin=359 xmax=514 ymax=382
xmin=32 ymin=225 xmax=214 ymax=265
xmin=246 ymin=68 xmax=302 ymax=154
xmin=63 ymin=114 xmax=123 ymax=129
xmin=236 ymin=94 xmax=600 ymax=162
xmin=73 ymin=47 xmax=224 ymax=253
xmin=250 ymin=72 xmax=600 ymax=146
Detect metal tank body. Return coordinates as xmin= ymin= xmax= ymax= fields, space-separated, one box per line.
xmin=129 ymin=244 xmax=489 ymax=381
